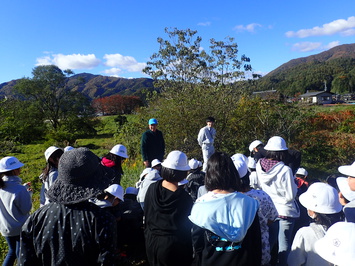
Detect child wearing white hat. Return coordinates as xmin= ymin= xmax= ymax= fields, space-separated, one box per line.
xmin=288 ymin=182 xmax=344 ymax=266
xmin=144 ymin=150 xmax=193 ymax=266
xmin=337 ymin=161 xmax=355 ymax=222
xmin=101 ymin=144 xmax=129 ymax=184
xmin=315 ymin=221 xmax=355 ymax=266
xmin=0 ymin=156 xmax=32 ymax=266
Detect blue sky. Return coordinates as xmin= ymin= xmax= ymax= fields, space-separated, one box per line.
xmin=0 ymin=0 xmax=354 ymax=84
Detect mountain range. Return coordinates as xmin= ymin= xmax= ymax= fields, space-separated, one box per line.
xmin=1 ymin=43 xmax=354 ymax=99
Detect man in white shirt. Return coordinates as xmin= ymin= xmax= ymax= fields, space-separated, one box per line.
xmin=197 ymin=117 xmax=216 ymax=171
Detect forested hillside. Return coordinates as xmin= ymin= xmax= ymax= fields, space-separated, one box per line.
xmin=256 ymin=43 xmax=355 ymax=96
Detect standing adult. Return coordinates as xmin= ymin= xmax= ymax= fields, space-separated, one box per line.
xmin=141 ymin=118 xmax=165 ymax=168
xmin=0 ymin=156 xmax=32 ymax=266
xmin=256 ymin=136 xmax=300 ymax=266
xmin=18 ymin=147 xmax=118 ymax=265
xmin=197 ymin=117 xmax=216 ymax=171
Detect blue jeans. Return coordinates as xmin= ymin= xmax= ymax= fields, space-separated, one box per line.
xmin=3 ymin=235 xmax=20 ymax=266
xmin=277 ymin=217 xmax=296 ymax=266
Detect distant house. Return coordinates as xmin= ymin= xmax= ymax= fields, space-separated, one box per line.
xmin=299 ymin=91 xmax=334 ymax=104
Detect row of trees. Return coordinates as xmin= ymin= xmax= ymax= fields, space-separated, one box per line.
xmin=92 ymin=95 xmax=143 ymax=115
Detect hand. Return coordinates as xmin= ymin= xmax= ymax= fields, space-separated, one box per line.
xmin=143 ymin=161 xmax=150 ymax=167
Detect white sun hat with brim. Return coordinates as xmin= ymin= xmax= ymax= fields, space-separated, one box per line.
xmin=264 ymin=136 xmax=288 ymax=151
xmin=336 ymin=177 xmax=355 ymax=202
xmin=338 ymin=161 xmax=355 ymax=178
xmin=249 ymin=140 xmax=263 ymax=152
xmin=296 ymin=167 xmax=308 ymax=177
xmin=45 ymin=146 xmax=61 ymax=162
xmin=188 ymin=158 xmax=201 ymax=170
xmin=105 ymin=184 xmax=124 ymax=202
xmin=110 ymin=144 xmax=129 ymax=158
xmin=64 ymin=146 xmax=74 ymax=152
xmin=231 ymin=153 xmax=248 ymax=178
xmin=299 ymin=182 xmax=342 ymax=214
xmin=0 ymin=156 xmax=24 ymax=173
xmin=161 ymin=151 xmax=190 ymax=171
xmin=315 ymin=222 xmax=355 ymax=266
xmin=151 ymin=159 xmax=161 ymax=168
xmin=140 ymin=168 xmax=152 ymax=179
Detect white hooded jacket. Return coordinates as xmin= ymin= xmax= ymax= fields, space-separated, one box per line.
xmin=256 ymin=160 xmax=299 ymax=218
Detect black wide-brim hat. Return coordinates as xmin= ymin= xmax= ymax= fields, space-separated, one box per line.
xmin=47 ymin=147 xmax=115 ymax=204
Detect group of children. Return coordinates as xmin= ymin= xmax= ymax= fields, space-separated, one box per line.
xmin=1 ymin=136 xmax=355 ymax=266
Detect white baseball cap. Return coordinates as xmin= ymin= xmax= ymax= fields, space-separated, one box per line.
xmin=264 ymin=136 xmax=288 ymax=151
xmin=315 ymin=222 xmax=355 ymax=266
xmin=162 ymin=151 xmax=190 ymax=171
xmin=45 ymin=146 xmax=61 ymax=162
xmin=231 ymin=153 xmax=248 ymax=178
xmin=105 ymin=184 xmax=124 ymax=202
xmin=299 ymin=182 xmax=342 ymax=214
xmin=296 ymin=167 xmax=308 ymax=177
xmin=338 ymin=161 xmax=355 ymax=178
xmin=0 ymin=156 xmax=24 ymax=172
xmin=110 ymin=144 xmax=129 ymax=158
xmin=249 ymin=140 xmax=263 ymax=152
xmin=336 ymin=177 xmax=355 ymax=202
xmin=151 ymin=159 xmax=161 ymax=168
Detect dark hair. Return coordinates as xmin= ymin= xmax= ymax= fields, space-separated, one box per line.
xmin=0 ymin=177 xmax=4 ymax=189
xmin=205 ymin=152 xmax=241 ymax=192
xmin=104 ymin=152 xmax=124 ymax=175
xmin=314 ymin=211 xmax=345 ymax=230
xmin=265 ymin=150 xmax=288 ymax=162
xmin=161 ymin=166 xmax=188 ymax=183
xmin=41 ymin=149 xmax=64 ymax=182
xmin=206 ymin=116 xmax=215 ymax=123
xmin=239 ymin=172 xmax=251 ymax=192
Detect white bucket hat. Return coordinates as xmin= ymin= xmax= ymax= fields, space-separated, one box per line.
xmin=299 ymin=182 xmax=342 ymax=214
xmin=110 ymin=144 xmax=129 ymax=158
xmin=0 ymin=156 xmax=24 ymax=172
xmin=296 ymin=167 xmax=308 ymax=177
xmin=264 ymin=136 xmax=288 ymax=151
xmin=162 ymin=151 xmax=190 ymax=171
xmin=315 ymin=222 xmax=355 ymax=266
xmin=151 ymin=159 xmax=161 ymax=168
xmin=338 ymin=161 xmax=355 ymax=178
xmin=336 ymin=177 xmax=355 ymax=202
xmin=105 ymin=184 xmax=124 ymax=202
xmin=249 ymin=140 xmax=263 ymax=152
xmin=188 ymin=158 xmax=201 ymax=170
xmin=231 ymin=153 xmax=248 ymax=178
xmin=140 ymin=168 xmax=152 ymax=179
xmin=64 ymin=146 xmax=74 ymax=152
xmin=45 ymin=146 xmax=61 ymax=162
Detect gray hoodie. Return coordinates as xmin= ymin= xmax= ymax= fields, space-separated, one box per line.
xmin=256 ymin=161 xmax=299 ymax=218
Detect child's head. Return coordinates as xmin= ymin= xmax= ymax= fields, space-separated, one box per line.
xmin=104 ymin=184 xmax=124 ymax=207
xmin=338 ymin=161 xmax=355 ymax=191
xmin=299 ymin=182 xmax=343 ymax=228
xmin=315 ymin=222 xmax=355 ymax=265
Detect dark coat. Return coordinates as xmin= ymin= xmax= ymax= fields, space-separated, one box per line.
xmin=140 ymin=129 xmax=165 ymax=163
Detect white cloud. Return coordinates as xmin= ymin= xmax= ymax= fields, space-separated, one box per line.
xmin=291 ymin=41 xmax=340 ymax=52
xmin=285 ymin=16 xmax=355 ymax=38
xmin=36 ymin=53 xmax=101 ymax=69
xmin=102 ymin=67 xmax=122 ymax=77
xmin=103 ymin=53 xmax=146 ymax=72
xmin=197 ymin=21 xmax=211 ymax=26
xmin=233 ymin=23 xmax=262 ymax=33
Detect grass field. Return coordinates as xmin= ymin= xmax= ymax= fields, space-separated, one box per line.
xmin=0 ymin=115 xmax=145 ymax=264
